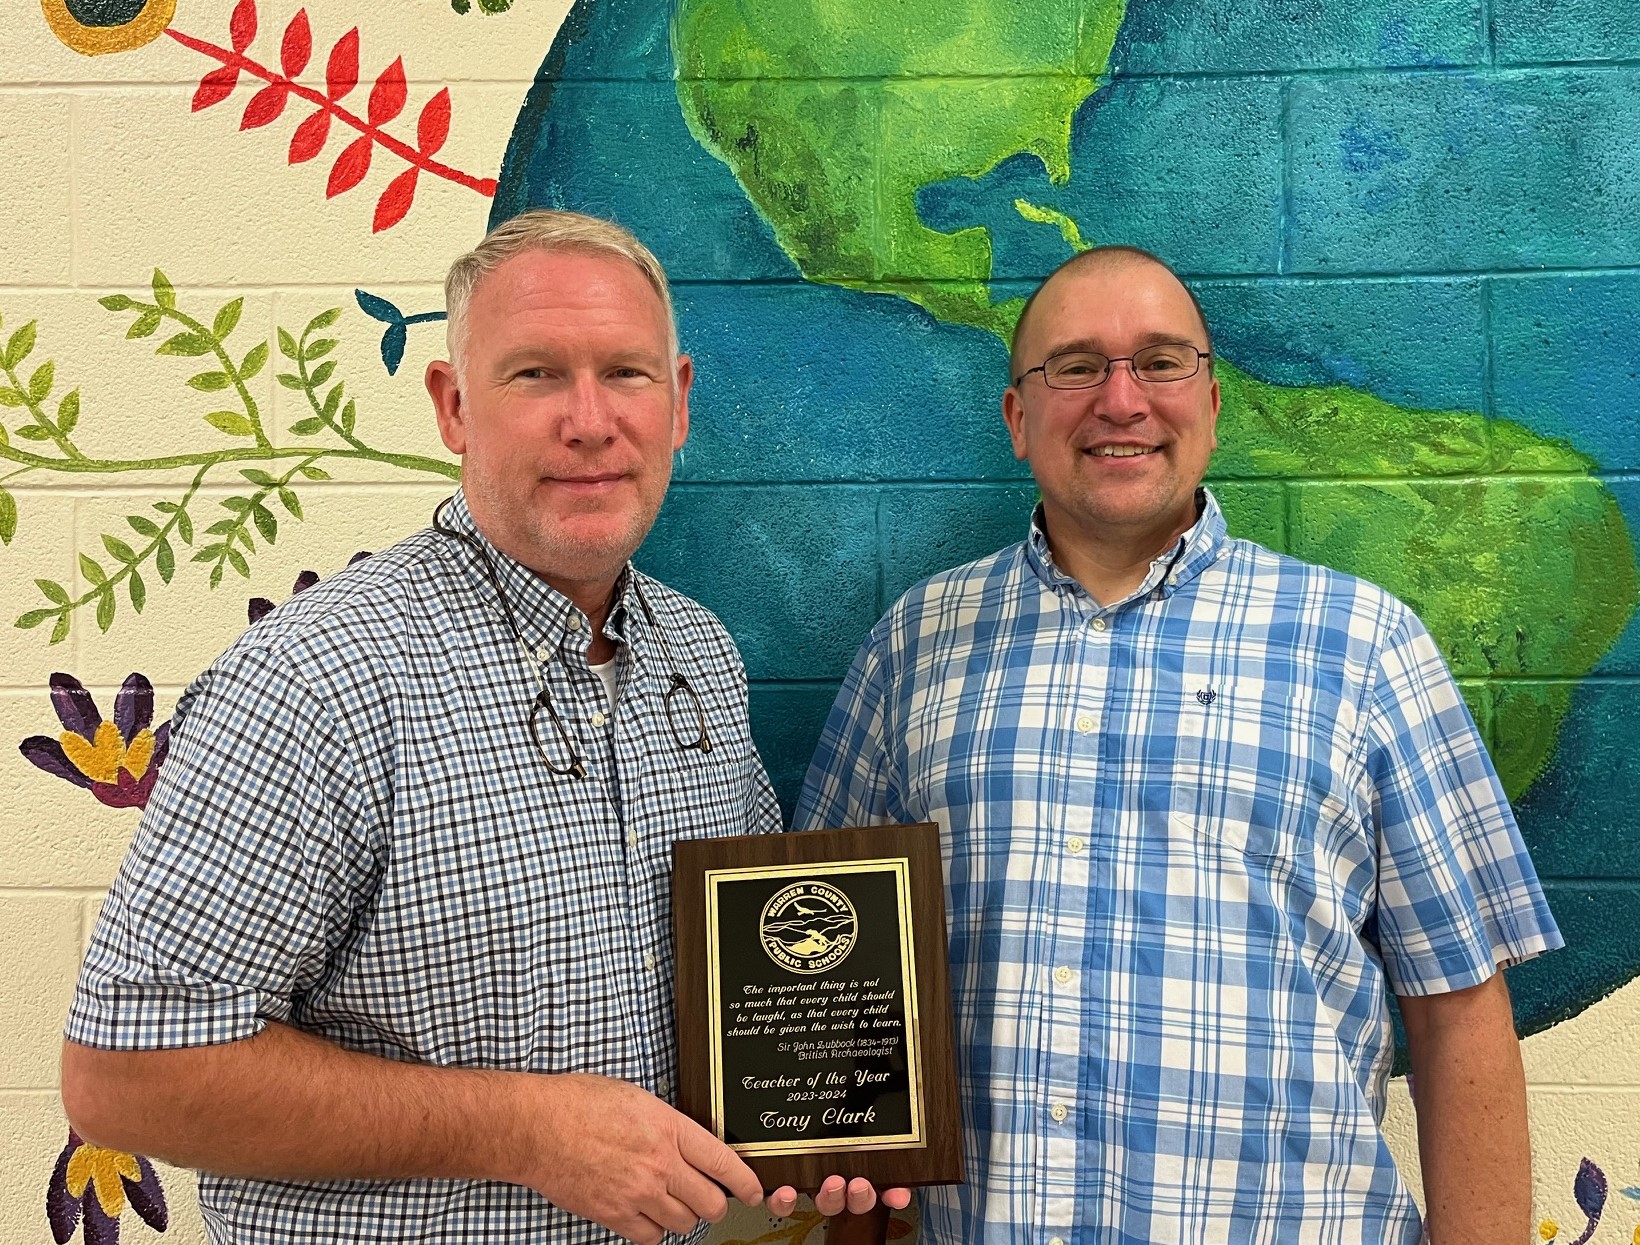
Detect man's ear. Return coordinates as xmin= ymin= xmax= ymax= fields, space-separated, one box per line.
xmin=671 ymin=354 xmax=693 ymax=452
xmin=1207 ymin=373 xmax=1222 ymax=452
xmin=427 ymin=359 xmax=466 ymax=456
xmin=1001 ymin=386 xmax=1030 ymax=462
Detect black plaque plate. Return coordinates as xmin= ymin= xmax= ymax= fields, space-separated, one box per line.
xmin=673 ymin=823 xmax=962 ymax=1192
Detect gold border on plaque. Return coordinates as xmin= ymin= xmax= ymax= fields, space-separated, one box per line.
xmin=704 ymin=857 xmax=925 ymax=1157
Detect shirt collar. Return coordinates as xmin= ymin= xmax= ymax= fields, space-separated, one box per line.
xmin=433 ymin=489 xmax=646 ymax=665
xmin=1023 ymin=486 xmax=1231 ymax=608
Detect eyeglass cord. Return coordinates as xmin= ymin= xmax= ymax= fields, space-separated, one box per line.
xmin=431 ymin=497 xmax=712 ymax=779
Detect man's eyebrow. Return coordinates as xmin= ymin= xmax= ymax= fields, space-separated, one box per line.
xmin=1041 ymin=330 xmax=1205 ymax=356
xmin=491 ymin=346 xmax=559 ymax=372
xmin=490 ymin=346 xmax=669 ymax=372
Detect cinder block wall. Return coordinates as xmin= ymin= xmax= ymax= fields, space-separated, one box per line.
xmin=2 ymin=0 xmax=1638 ymax=1242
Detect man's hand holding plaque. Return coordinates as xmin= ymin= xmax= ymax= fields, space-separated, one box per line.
xmin=672 ymin=822 xmax=962 ymax=1223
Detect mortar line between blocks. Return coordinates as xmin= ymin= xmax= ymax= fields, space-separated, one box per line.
xmin=13 ymin=266 xmax=1640 ymax=292
xmin=1278 ymin=77 xmax=1295 ymax=277
xmin=0 ymin=887 xmax=113 ymax=899
xmin=67 ymin=94 xmax=80 ymax=290
xmin=70 ymin=493 xmax=85 ymax=670
xmin=1480 ymin=277 xmax=1496 ymax=447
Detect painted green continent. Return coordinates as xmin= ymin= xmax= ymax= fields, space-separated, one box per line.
xmin=672 ymin=0 xmax=1638 ymax=798
xmin=1212 ymin=367 xmax=1635 ymax=797
xmin=674 ymin=0 xmax=1120 ymax=338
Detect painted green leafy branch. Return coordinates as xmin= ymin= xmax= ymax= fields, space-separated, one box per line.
xmin=448 ymin=0 xmax=514 ymax=12
xmin=1 ymin=269 xmax=458 ymax=643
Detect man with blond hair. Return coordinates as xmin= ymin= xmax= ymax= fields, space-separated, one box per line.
xmin=60 ymin=210 xmax=895 ymax=1244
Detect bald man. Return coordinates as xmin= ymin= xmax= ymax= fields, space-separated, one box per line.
xmin=796 ymin=246 xmax=1560 ymax=1245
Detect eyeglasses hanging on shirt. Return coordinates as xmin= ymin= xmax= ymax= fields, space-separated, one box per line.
xmin=433 ymin=498 xmax=711 ymax=779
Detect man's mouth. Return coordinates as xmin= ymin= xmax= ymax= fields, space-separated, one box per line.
xmin=549 ymin=471 xmax=627 ymax=484
xmin=1085 ymin=445 xmax=1160 ymax=458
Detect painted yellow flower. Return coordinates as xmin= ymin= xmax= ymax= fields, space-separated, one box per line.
xmin=20 ymin=674 xmax=170 ymax=809
xmin=64 ymin=1145 xmax=142 ymax=1219
xmin=46 ymin=1128 xmax=167 ymax=1243
xmin=41 ymin=0 xmax=176 ymax=57
xmin=1540 ymin=1221 xmax=1558 ymax=1241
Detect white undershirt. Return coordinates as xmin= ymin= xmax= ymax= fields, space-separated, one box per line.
xmin=589 ymin=657 xmax=619 ymax=712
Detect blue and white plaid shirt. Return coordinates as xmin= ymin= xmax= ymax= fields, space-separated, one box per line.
xmin=68 ymin=490 xmax=781 ymax=1244
xmin=796 ymin=490 xmax=1561 ymax=1245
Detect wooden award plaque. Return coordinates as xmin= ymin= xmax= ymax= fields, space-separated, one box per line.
xmin=672 ymin=822 xmax=963 ymax=1199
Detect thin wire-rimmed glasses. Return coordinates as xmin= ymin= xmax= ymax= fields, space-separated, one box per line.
xmin=662 ymin=673 xmax=710 ymax=752
xmin=1014 ymin=343 xmax=1212 ymax=389
xmin=433 ymin=496 xmax=713 ymax=782
xmin=525 ymin=641 xmax=712 ymax=781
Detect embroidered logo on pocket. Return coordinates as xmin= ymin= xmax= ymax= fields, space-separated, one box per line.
xmin=1195 ymin=687 xmax=1217 ymax=706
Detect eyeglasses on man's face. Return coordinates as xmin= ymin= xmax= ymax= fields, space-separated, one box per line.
xmin=1013 ymin=343 xmax=1212 ymax=390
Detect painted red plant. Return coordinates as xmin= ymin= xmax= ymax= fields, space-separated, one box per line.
xmin=168 ymin=0 xmax=495 ymax=232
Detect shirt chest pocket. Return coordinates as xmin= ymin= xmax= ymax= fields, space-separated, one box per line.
xmin=1144 ymin=680 xmax=1358 ymax=864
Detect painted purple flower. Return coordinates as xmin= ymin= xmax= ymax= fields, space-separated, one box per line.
xmin=19 ymin=674 xmax=169 ymax=809
xmin=46 ymin=1130 xmax=167 ymax=1244
xmin=248 ymin=551 xmax=371 ymax=625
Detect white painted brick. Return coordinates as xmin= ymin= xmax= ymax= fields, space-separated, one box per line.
xmin=0 ymin=894 xmax=80 ymax=1087
xmin=0 ymin=93 xmax=73 ymax=285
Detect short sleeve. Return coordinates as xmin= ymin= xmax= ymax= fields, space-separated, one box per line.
xmin=1364 ymin=611 xmax=1563 ymax=997
xmin=66 ymin=647 xmax=381 ymax=1049
xmin=794 ymin=633 xmax=896 ymax=831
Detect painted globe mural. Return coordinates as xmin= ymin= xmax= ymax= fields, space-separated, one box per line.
xmin=494 ymin=0 xmax=1640 ymax=1045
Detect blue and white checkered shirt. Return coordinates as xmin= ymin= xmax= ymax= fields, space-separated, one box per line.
xmin=68 ymin=490 xmax=781 ymax=1244
xmin=795 ymin=490 xmax=1561 ymax=1245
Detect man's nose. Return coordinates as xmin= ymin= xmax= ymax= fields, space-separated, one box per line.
xmin=560 ymin=372 xmax=617 ymax=444
xmin=1091 ymin=359 xmax=1150 ymax=417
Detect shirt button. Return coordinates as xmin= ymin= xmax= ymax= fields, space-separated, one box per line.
xmin=643 ymin=952 xmax=657 ymax=970
xmin=567 ymin=615 xmax=583 ymax=632
xmin=591 ymin=710 xmax=607 ymax=728
xmin=1053 ymin=965 xmax=1072 ymax=985
xmin=1049 ymin=1103 xmax=1068 ymax=1123
xmin=1049 ymin=1238 xmax=1065 ymax=1245
xmin=1090 ymin=617 xmax=1107 ymax=632
xmin=1067 ymin=836 xmax=1085 ymax=854
xmin=534 ymin=644 xmax=552 ymax=663
xmin=626 ymin=830 xmax=639 ymax=848
xmin=1074 ymin=713 xmax=1094 ymax=735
